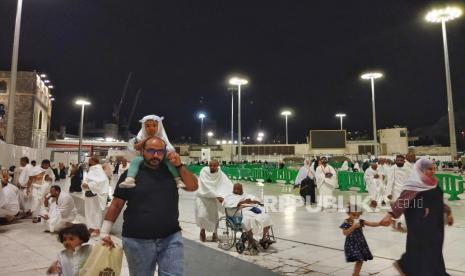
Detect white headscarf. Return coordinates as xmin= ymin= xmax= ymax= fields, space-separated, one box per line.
xmin=295 ymin=159 xmax=314 ymax=184
xmin=402 ymin=158 xmax=438 ymax=192
xmin=136 ymin=115 xmax=174 ymax=151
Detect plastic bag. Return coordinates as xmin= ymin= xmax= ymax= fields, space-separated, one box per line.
xmin=79 ymin=244 xmax=123 ymax=276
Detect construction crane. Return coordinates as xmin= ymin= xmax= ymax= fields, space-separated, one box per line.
xmin=121 ymin=88 xmax=142 ymax=141
xmin=112 ymin=72 xmax=133 ymax=127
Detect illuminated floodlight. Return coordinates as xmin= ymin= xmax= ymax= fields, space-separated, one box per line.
xmin=361 ymin=72 xmax=383 ymax=80
xmin=75 ymin=99 xmax=91 ymax=106
xmin=426 ymin=6 xmax=462 ymax=23
xmin=229 ymin=77 xmax=248 ymax=86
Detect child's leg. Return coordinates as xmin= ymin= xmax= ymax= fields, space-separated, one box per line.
xmin=163 ymin=159 xmax=185 ymax=188
xmin=353 ymin=261 xmax=363 ymax=276
xmin=164 ymin=159 xmax=180 ymax=177
xmin=119 ymin=156 xmax=143 ymax=188
xmin=127 ymin=156 xmax=143 ymax=178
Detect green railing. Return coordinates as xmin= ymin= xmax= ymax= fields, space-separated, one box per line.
xmin=187 ymin=165 xmax=298 ymax=184
xmin=435 ymin=173 xmax=464 ymax=201
xmin=337 ymin=171 xmax=367 ymax=193
xmin=188 ymin=165 xmax=465 ymax=200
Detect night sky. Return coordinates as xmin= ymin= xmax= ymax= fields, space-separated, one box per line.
xmin=1 ymin=0 xmax=465 ymax=144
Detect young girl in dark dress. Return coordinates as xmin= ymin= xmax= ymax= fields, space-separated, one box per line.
xmin=340 ymin=204 xmax=381 ymax=276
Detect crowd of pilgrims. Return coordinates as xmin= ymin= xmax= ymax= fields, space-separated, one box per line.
xmin=0 ymin=150 xmax=456 ymax=276
xmin=293 ymin=153 xmax=455 ymax=276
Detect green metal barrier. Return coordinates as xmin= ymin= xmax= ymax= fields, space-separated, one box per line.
xmin=435 ymin=173 xmax=464 ymax=201
xmin=337 ymin=171 xmax=366 ymax=193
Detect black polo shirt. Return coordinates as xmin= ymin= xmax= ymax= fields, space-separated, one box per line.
xmin=114 ymin=163 xmax=181 ymax=239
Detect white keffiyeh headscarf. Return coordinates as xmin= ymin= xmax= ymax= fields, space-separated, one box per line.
xmin=135 ymin=115 xmax=174 ymax=151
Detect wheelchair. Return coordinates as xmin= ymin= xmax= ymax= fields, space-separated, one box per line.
xmin=216 ymin=205 xmax=276 ymax=255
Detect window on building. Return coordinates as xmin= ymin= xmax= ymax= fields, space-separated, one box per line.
xmin=0 ymin=104 xmax=5 ymax=120
xmin=0 ymin=81 xmax=6 ymax=93
xmin=38 ymin=111 xmax=43 ymax=130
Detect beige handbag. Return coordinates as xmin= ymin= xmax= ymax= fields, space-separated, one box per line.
xmin=79 ymin=244 xmax=123 ymax=276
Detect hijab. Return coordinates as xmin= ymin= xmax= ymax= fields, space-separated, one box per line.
xmin=402 ymin=158 xmax=438 ymax=192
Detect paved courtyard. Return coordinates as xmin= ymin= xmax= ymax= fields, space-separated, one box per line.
xmin=1 ymin=177 xmax=464 ymax=275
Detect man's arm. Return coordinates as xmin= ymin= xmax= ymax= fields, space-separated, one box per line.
xmin=101 ymin=197 xmax=126 ymax=247
xmin=177 ymin=166 xmax=198 ymax=192
xmin=104 ymin=197 xmax=126 ymax=223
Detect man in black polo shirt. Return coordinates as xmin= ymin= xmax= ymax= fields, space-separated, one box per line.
xmin=101 ymin=136 xmax=198 ymax=276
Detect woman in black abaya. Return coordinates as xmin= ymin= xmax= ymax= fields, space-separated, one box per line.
xmin=380 ymin=159 xmax=454 ymax=276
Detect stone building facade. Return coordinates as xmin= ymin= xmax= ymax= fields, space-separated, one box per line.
xmin=0 ymin=71 xmax=53 ymax=148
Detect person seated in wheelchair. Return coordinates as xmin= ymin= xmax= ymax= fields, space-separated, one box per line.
xmin=222 ymin=183 xmax=273 ymax=246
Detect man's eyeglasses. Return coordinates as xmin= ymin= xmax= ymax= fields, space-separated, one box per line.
xmin=144 ymin=148 xmax=166 ymax=156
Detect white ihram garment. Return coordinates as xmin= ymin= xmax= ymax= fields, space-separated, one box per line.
xmin=223 ymin=193 xmax=272 ymax=237
xmin=195 ymin=167 xmax=233 ymax=232
xmin=46 ymin=192 xmax=77 ymax=232
xmin=83 ymin=164 xmax=109 ymax=229
xmin=386 ymin=165 xmax=412 ymax=201
xmin=315 ymin=165 xmax=337 ymax=208
xmin=0 ymin=184 xmax=20 ymax=217
xmin=364 ymin=167 xmax=382 ymax=201
xmin=17 ymin=164 xmax=34 ymax=211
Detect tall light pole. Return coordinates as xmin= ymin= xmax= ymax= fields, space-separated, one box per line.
xmin=426 ymin=6 xmax=462 ymax=159
xmin=198 ymin=113 xmax=206 ymax=145
xmin=335 ymin=113 xmax=347 ymax=130
xmin=207 ymin=131 xmax=213 ymax=145
xmin=229 ymin=77 xmax=248 ymax=161
xmin=6 ymin=0 xmax=24 ymax=143
xmin=75 ymin=99 xmax=91 ymax=164
xmin=361 ymin=72 xmax=383 ymax=156
xmin=229 ymin=88 xmax=235 ymax=162
xmin=281 ymin=110 xmax=292 ymax=144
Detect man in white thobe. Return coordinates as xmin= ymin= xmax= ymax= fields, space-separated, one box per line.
xmin=386 ymin=155 xmax=413 ymax=201
xmin=223 ymin=183 xmax=273 ymax=244
xmin=117 ymin=158 xmax=130 ymax=180
xmin=82 ymin=156 xmax=110 ymax=236
xmin=364 ymin=162 xmax=383 ymax=208
xmin=16 ymin=157 xmax=34 ymax=214
xmin=0 ymin=170 xmax=20 ymax=222
xmin=195 ymin=159 xmax=233 ymax=242
xmin=340 ymin=160 xmax=349 ymax=171
xmin=386 ymin=154 xmax=413 ymax=231
xmin=42 ymin=185 xmax=77 ymax=232
xmin=27 ymin=166 xmax=51 ymax=222
xmin=315 ymin=156 xmax=337 ymax=209
xmin=404 ymin=152 xmax=416 ymax=171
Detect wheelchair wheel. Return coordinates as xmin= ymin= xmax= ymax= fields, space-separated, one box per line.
xmin=236 ymin=241 xmax=245 ymax=254
xmin=216 ymin=217 xmax=236 ymax=250
xmin=249 ymin=244 xmax=259 ymax=255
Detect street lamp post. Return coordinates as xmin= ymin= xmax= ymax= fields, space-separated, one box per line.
xmin=198 ymin=113 xmax=206 ymax=145
xmin=361 ymin=72 xmax=383 ymax=156
xmin=207 ymin=131 xmax=213 ymax=145
xmin=75 ymin=99 xmax=91 ymax=164
xmin=6 ymin=0 xmax=24 ymax=143
xmin=426 ymin=6 xmax=462 ymax=159
xmin=281 ymin=110 xmax=292 ymax=144
xmin=335 ymin=113 xmax=347 ymax=130
xmin=229 ymin=77 xmax=248 ymax=161
xmin=229 ymin=89 xmax=234 ymax=162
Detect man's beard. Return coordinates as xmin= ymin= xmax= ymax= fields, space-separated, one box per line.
xmin=396 ymin=163 xmax=404 ymax=167
xmin=145 ymin=157 xmax=162 ymax=166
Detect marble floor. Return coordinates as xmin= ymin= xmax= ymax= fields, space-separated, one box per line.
xmin=4 ymin=176 xmax=463 ymax=275
xmin=178 ymin=180 xmax=465 ymax=275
